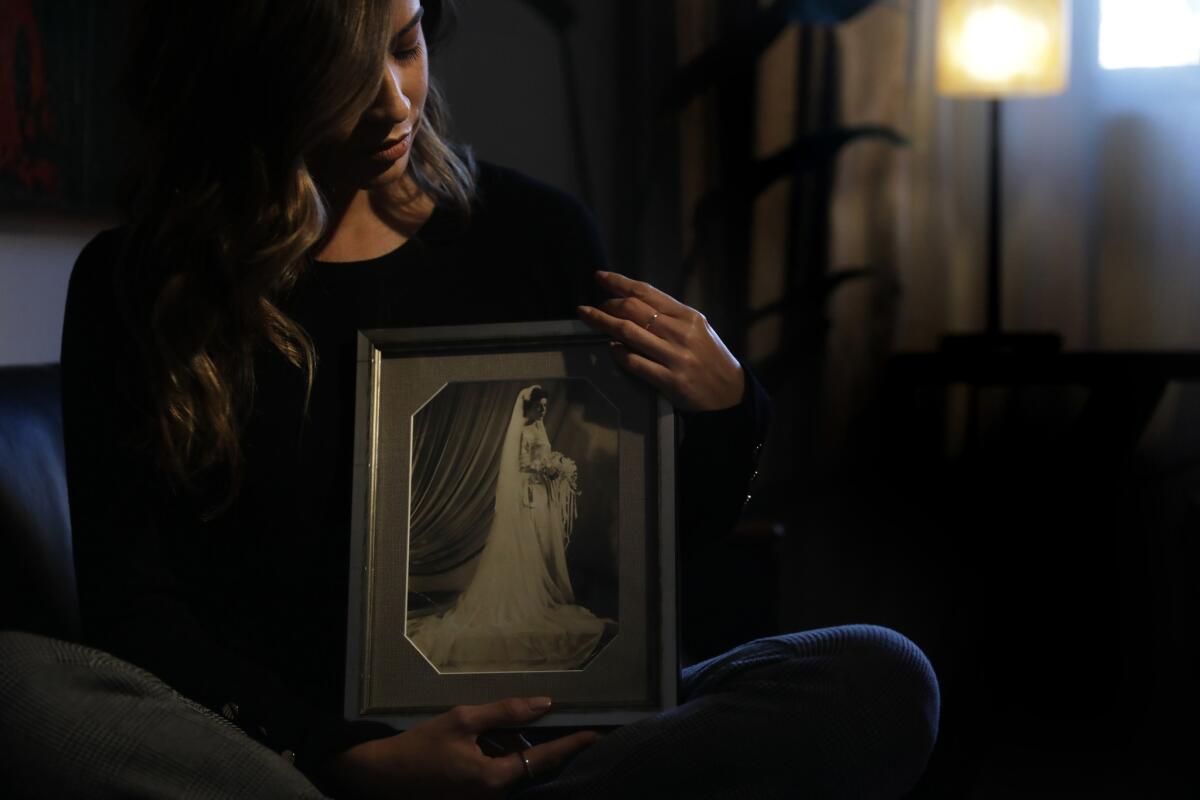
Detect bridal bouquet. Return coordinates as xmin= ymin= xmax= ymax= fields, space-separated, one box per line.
xmin=542 ymin=452 xmax=580 ymax=548
xmin=539 ymin=452 xmax=579 ymax=494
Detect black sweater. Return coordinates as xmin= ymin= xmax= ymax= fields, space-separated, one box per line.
xmin=61 ymin=162 xmax=769 ymax=774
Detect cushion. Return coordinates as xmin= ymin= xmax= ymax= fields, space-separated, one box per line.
xmin=0 ymin=364 xmax=78 ymax=639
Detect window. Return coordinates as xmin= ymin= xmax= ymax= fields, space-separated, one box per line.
xmin=1100 ymin=0 xmax=1200 ymax=70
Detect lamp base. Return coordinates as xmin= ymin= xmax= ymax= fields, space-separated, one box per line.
xmin=939 ymin=332 xmax=1063 ymax=356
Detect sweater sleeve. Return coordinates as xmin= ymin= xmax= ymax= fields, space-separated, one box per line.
xmin=60 ymin=230 xmax=392 ymax=777
xmin=675 ymin=367 xmax=771 ymax=548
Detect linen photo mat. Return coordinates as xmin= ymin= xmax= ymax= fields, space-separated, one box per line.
xmin=345 ymin=321 xmax=677 ymax=728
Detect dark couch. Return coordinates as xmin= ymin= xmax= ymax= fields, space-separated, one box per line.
xmin=0 ymin=364 xmax=78 ymax=641
xmin=0 ymin=364 xmax=338 ymax=796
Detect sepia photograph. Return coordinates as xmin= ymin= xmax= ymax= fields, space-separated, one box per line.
xmin=404 ymin=378 xmax=620 ymax=674
xmin=344 ymin=321 xmax=677 ymax=728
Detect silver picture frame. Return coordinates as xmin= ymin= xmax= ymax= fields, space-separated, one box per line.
xmin=344 ymin=320 xmax=677 ymax=728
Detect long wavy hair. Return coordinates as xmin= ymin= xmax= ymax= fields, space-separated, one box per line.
xmin=119 ymin=0 xmax=474 ymax=510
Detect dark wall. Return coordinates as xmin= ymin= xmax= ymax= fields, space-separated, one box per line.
xmin=434 ymin=0 xmax=680 ymax=281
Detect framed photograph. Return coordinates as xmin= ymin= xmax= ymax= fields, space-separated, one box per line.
xmin=344 ymin=320 xmax=677 ymax=728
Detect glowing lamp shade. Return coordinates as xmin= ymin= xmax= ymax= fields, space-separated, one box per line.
xmin=937 ymin=0 xmax=1072 ymax=96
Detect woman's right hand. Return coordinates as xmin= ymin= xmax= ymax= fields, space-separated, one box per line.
xmin=323 ymin=697 xmax=598 ymax=799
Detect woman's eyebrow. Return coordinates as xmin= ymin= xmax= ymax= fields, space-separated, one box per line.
xmin=394 ymin=6 xmax=425 ymax=40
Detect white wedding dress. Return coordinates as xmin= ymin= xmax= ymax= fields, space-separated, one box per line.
xmin=407 ymin=386 xmax=607 ymax=672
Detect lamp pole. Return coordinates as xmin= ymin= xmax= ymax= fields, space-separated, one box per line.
xmin=942 ymin=93 xmax=1059 ymax=354
xmin=986 ymin=98 xmax=1002 ymax=339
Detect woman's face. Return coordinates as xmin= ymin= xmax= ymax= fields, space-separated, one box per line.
xmin=528 ymin=397 xmax=548 ymax=422
xmin=324 ymin=0 xmax=429 ymax=190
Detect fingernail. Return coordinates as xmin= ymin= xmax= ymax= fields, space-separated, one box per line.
xmin=577 ymin=305 xmax=593 ymax=315
xmin=529 ymin=697 xmax=553 ymax=711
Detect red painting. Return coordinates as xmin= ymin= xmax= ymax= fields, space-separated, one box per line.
xmin=0 ymin=0 xmax=130 ymax=211
xmin=0 ymin=0 xmax=61 ymax=199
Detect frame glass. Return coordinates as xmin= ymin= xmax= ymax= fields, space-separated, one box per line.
xmin=344 ymin=320 xmax=677 ymax=728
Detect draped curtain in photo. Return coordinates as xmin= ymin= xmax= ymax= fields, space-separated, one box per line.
xmin=407 ymin=380 xmax=524 ymax=576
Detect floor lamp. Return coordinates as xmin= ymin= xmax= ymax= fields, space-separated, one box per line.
xmin=936 ymin=0 xmax=1072 ymax=355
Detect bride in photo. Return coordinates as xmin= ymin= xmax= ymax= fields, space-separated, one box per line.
xmin=407 ymin=384 xmax=609 ymax=672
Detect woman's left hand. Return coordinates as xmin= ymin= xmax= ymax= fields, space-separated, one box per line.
xmin=577 ymin=271 xmax=744 ymax=412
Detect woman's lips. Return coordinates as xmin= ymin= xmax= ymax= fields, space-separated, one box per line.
xmin=371 ymin=132 xmax=412 ymax=162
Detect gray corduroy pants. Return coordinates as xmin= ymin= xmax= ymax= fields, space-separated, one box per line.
xmin=0 ymin=625 xmax=939 ymax=799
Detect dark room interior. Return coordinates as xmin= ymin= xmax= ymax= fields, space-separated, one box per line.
xmin=2 ymin=0 xmax=1198 ymax=797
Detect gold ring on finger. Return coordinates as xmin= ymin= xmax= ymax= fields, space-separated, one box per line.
xmin=519 ymin=750 xmax=535 ymax=781
xmin=645 ymin=312 xmax=660 ymax=332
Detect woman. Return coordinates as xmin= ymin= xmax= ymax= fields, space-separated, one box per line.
xmin=408 ymin=385 xmax=606 ymax=673
xmin=43 ymin=0 xmax=938 ymax=797
xmin=515 ymin=388 xmax=582 ymax=573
